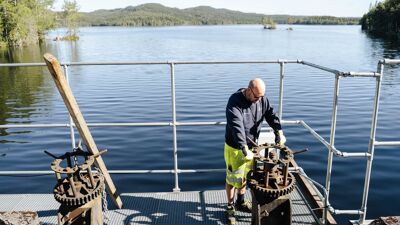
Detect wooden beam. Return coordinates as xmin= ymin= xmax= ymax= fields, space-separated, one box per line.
xmin=43 ymin=53 xmax=123 ymax=209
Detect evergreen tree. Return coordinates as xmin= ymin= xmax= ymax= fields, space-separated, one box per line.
xmin=361 ymin=0 xmax=400 ymax=39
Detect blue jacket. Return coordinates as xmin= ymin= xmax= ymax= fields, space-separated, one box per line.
xmin=225 ymin=88 xmax=281 ymax=149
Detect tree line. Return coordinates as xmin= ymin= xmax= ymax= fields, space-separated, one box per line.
xmin=360 ymin=0 xmax=400 ymax=40
xmin=0 ymin=0 xmax=79 ymax=47
xmin=79 ymin=4 xmax=360 ymax=27
xmin=1 ymin=2 xmax=362 ymax=47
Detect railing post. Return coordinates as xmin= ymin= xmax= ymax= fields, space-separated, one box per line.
xmin=324 ymin=73 xmax=340 ymax=224
xmin=359 ymin=62 xmax=384 ymax=224
xmin=278 ymin=61 xmax=285 ymax=120
xmin=63 ymin=65 xmax=76 ymax=149
xmin=170 ymin=62 xmax=180 ymax=192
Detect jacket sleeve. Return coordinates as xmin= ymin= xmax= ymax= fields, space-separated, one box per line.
xmin=226 ymin=101 xmax=247 ymax=149
xmin=264 ymin=99 xmax=282 ymax=131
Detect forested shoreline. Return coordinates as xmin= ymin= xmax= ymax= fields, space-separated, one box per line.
xmin=78 ymin=4 xmax=359 ymax=27
xmin=1 ymin=2 xmax=360 ymax=47
xmin=360 ymin=0 xmax=400 ymax=40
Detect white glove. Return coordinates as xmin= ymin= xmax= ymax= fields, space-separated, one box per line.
xmin=241 ymin=145 xmax=254 ymax=161
xmin=275 ymin=130 xmax=286 ymax=145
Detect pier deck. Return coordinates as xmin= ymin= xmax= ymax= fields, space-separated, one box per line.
xmin=0 ymin=186 xmax=319 ymax=225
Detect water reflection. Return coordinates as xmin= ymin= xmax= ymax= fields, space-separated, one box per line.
xmin=0 ymin=45 xmax=53 ymax=140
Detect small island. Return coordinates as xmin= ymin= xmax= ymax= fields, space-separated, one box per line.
xmin=262 ymin=16 xmax=276 ymax=29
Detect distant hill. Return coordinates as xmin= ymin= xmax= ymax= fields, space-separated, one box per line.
xmin=77 ymin=3 xmax=360 ymax=27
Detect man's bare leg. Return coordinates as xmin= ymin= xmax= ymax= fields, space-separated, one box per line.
xmin=226 ymin=183 xmax=236 ymax=204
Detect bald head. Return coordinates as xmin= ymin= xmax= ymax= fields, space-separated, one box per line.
xmin=249 ymin=78 xmax=265 ymax=93
xmin=245 ymin=78 xmax=265 ymax=102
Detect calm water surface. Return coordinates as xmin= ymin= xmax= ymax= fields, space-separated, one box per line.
xmin=0 ymin=25 xmax=399 ymax=222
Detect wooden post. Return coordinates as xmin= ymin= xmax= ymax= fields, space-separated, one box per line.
xmin=43 ymin=53 xmax=123 ymax=209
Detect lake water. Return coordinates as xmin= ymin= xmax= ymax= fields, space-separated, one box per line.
xmin=0 ymin=25 xmax=399 ymax=222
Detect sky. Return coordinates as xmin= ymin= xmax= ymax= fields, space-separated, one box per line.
xmin=54 ymin=0 xmax=378 ymax=17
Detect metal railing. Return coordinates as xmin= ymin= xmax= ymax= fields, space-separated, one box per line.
xmin=0 ymin=58 xmax=399 ymax=224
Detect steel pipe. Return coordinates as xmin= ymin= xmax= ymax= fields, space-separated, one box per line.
xmin=359 ymin=62 xmax=384 ymax=223
xmin=64 ymin=65 xmax=76 ymax=149
xmin=383 ymin=59 xmax=400 ymax=64
xmin=278 ymin=62 xmax=285 ymax=120
xmin=0 ymin=168 xmax=226 ymax=175
xmin=170 ymin=63 xmax=180 ymax=192
xmin=341 ymin=72 xmax=380 ymax=78
xmin=0 ymin=122 xmax=228 ymax=129
xmin=330 ymin=209 xmax=363 ymax=215
xmin=374 ymin=141 xmax=400 ymax=146
xmin=299 ymin=121 xmax=331 ymax=150
xmin=281 ymin=120 xmax=301 ymax=125
xmin=0 ymin=63 xmax=46 ymax=67
xmin=0 ymin=60 xmax=301 ymax=68
xmin=300 ymin=61 xmax=340 ymax=75
xmin=341 ymin=152 xmax=371 ymax=158
xmin=324 ymin=73 xmax=341 ymax=224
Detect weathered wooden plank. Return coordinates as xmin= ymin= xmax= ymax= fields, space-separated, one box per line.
xmin=43 ymin=53 xmax=123 ymax=209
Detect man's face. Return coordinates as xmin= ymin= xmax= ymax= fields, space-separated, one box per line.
xmin=249 ymin=87 xmax=264 ymax=103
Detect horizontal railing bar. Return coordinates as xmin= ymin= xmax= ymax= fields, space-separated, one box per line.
xmin=0 ymin=63 xmax=46 ymax=67
xmin=341 ymin=72 xmax=381 ymax=77
xmin=383 ymin=59 xmax=400 ymax=64
xmin=174 ymin=60 xmax=301 ymax=65
xmin=176 ymin=122 xmax=226 ymax=126
xmin=0 ymin=60 xmax=301 ymax=68
xmin=300 ymin=61 xmax=341 ymax=75
xmin=330 ymin=209 xmax=363 ymax=215
xmin=341 ymin=152 xmax=371 ymax=158
xmin=0 ymin=121 xmax=228 ymax=129
xmin=374 ymin=141 xmax=400 ymax=146
xmin=281 ymin=120 xmax=301 ymax=125
xmin=1 ymin=120 xmax=372 ymax=159
xmin=0 ymin=124 xmax=71 ymax=128
xmin=106 ymin=169 xmax=226 ymax=174
xmin=0 ymin=120 xmax=300 ymax=129
xmin=0 ymin=168 xmax=226 ymax=175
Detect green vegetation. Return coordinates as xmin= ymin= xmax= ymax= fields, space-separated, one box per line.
xmin=61 ymin=0 xmax=80 ymax=41
xmin=78 ymin=4 xmax=360 ymax=27
xmin=0 ymin=0 xmax=55 ymax=47
xmin=261 ymin=17 xmax=276 ymax=29
xmin=360 ymin=0 xmax=400 ymax=40
xmin=287 ymin=16 xmax=360 ymax=25
xmin=0 ymin=2 xmax=361 ymax=47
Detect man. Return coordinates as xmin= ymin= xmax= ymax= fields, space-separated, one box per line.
xmin=224 ymin=78 xmax=286 ymax=224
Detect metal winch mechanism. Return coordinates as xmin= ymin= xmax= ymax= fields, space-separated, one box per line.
xmin=45 ymin=146 xmax=106 ymax=225
xmin=247 ymin=144 xmax=296 ymax=225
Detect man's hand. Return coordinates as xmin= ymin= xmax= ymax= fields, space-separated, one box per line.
xmin=241 ymin=145 xmax=254 ymax=161
xmin=274 ymin=130 xmax=286 ymax=145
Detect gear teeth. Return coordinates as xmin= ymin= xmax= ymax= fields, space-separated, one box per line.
xmin=54 ymin=171 xmax=104 ymax=206
xmin=248 ymin=172 xmax=296 ymax=200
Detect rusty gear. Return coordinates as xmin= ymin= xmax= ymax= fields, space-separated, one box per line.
xmin=54 ymin=173 xmax=104 ymax=206
xmin=247 ymin=144 xmax=296 ymax=205
xmin=248 ymin=171 xmax=295 ymax=201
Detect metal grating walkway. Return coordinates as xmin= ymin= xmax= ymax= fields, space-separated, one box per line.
xmin=0 ymin=187 xmax=318 ymax=225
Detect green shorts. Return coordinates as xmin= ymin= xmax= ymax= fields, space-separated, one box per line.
xmin=224 ymin=143 xmax=253 ymax=188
